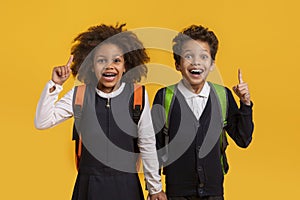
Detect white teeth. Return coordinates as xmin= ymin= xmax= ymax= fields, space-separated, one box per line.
xmin=103 ymin=73 xmax=116 ymax=77
xmin=190 ymin=69 xmax=203 ymax=74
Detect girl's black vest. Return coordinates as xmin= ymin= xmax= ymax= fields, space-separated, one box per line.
xmin=73 ymin=83 xmax=142 ymax=175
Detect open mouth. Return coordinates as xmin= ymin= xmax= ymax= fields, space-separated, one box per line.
xmin=189 ymin=69 xmax=203 ymax=75
xmin=102 ymin=72 xmax=117 ymax=77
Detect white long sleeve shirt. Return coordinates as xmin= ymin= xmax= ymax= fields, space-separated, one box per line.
xmin=34 ymin=80 xmax=162 ymax=194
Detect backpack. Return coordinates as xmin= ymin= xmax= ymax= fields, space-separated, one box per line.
xmin=72 ymin=84 xmax=145 ymax=171
xmin=162 ymin=82 xmax=229 ymax=174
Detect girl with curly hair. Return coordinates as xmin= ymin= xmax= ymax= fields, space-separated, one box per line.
xmin=34 ymin=23 xmax=166 ymax=200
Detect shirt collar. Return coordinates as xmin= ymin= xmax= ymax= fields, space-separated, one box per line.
xmin=177 ymin=79 xmax=210 ymax=99
xmin=95 ymin=82 xmax=126 ymax=98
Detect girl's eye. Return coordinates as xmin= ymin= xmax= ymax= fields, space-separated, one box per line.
xmin=113 ymin=58 xmax=122 ymax=63
xmin=97 ymin=59 xmax=107 ymax=63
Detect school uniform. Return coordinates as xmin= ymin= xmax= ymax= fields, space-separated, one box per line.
xmin=152 ymin=80 xmax=254 ymax=199
xmin=35 ymin=81 xmax=162 ymax=200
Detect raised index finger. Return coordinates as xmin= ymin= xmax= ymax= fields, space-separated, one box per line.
xmin=66 ymin=55 xmax=74 ymax=68
xmin=238 ymin=68 xmax=244 ymax=84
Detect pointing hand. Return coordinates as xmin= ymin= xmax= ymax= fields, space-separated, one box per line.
xmin=52 ymin=55 xmax=73 ymax=85
xmin=232 ymin=69 xmax=251 ymax=106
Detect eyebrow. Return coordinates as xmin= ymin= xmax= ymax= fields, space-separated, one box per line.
xmin=182 ymin=49 xmax=191 ymax=53
xmin=95 ymin=54 xmax=124 ymax=58
xmin=182 ymin=49 xmax=209 ymax=54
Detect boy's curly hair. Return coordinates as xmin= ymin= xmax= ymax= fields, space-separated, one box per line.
xmin=172 ymin=25 xmax=219 ymax=67
xmin=70 ymin=23 xmax=149 ymax=84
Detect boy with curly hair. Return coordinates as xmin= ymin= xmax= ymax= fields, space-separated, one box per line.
xmin=152 ymin=25 xmax=254 ymax=200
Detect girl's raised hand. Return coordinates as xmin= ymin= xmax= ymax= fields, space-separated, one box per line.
xmin=52 ymin=55 xmax=73 ymax=85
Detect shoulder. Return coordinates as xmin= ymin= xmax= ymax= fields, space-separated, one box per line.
xmin=208 ymin=82 xmax=233 ymax=96
xmin=153 ymin=84 xmax=179 ymax=105
xmin=156 ymin=86 xmax=172 ymax=97
xmin=73 ymin=84 xmax=87 ymax=96
xmin=157 ymin=84 xmax=178 ymax=94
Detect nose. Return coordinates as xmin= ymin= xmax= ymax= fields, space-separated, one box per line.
xmin=105 ymin=62 xmax=115 ymax=69
xmin=192 ymin=59 xmax=201 ymax=66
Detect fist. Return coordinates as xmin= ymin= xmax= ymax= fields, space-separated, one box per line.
xmin=148 ymin=191 xmax=167 ymax=200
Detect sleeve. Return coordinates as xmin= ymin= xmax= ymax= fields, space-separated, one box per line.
xmin=34 ymin=80 xmax=74 ymax=130
xmin=137 ymin=90 xmax=163 ymax=195
xmin=224 ymin=87 xmax=254 ymax=148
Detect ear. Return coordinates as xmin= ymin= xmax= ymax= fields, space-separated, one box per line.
xmin=209 ymin=61 xmax=215 ymax=71
xmin=123 ymin=65 xmax=127 ymax=74
xmin=175 ymin=63 xmax=181 ymax=71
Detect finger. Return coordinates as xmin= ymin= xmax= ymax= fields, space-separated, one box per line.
xmin=60 ymin=66 xmax=66 ymax=77
xmin=232 ymin=86 xmax=237 ymax=93
xmin=239 ymin=89 xmax=249 ymax=97
xmin=238 ymin=68 xmax=244 ymax=84
xmin=66 ymin=55 xmax=74 ymax=68
xmin=237 ymin=82 xmax=248 ymax=87
xmin=55 ymin=67 xmax=62 ymax=76
xmin=236 ymin=83 xmax=248 ymax=91
xmin=244 ymin=93 xmax=251 ymax=100
xmin=63 ymin=66 xmax=71 ymax=77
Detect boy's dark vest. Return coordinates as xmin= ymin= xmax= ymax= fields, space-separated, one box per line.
xmin=161 ymin=82 xmax=229 ymax=175
xmin=72 ymin=83 xmax=144 ymax=172
xmin=161 ymin=85 xmax=228 ymax=196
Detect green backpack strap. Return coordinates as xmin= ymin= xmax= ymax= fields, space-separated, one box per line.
xmin=164 ymin=84 xmax=176 ymax=128
xmin=208 ymin=82 xmax=227 ymax=127
xmin=208 ymin=82 xmax=229 ymax=175
xmin=161 ymin=84 xmax=176 ymax=163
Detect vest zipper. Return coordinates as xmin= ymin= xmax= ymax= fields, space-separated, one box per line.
xmin=106 ymin=97 xmax=110 ymax=163
xmin=106 ymin=98 xmax=110 ymax=108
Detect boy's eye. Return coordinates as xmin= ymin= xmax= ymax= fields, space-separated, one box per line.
xmin=201 ymin=55 xmax=209 ymax=60
xmin=200 ymin=54 xmax=209 ymax=60
xmin=184 ymin=54 xmax=193 ymax=59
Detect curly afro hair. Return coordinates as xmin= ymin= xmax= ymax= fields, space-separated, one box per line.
xmin=70 ymin=23 xmax=149 ymax=85
xmin=172 ymin=25 xmax=219 ymax=67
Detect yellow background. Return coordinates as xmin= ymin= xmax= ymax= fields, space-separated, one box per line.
xmin=1 ymin=0 xmax=300 ymax=199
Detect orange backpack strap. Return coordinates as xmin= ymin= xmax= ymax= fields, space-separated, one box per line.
xmin=134 ymin=84 xmax=143 ymax=109
xmin=73 ymin=84 xmax=86 ymax=171
xmin=133 ymin=84 xmax=144 ymax=124
xmin=133 ymin=84 xmax=145 ymax=172
xmin=75 ymin=85 xmax=86 ymax=106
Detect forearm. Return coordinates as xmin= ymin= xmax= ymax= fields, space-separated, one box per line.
xmin=138 ymin=92 xmax=163 ymax=194
xmin=34 ymin=80 xmax=74 ymax=129
xmin=138 ymin=131 xmax=163 ymax=194
xmin=226 ymin=100 xmax=254 ymax=147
